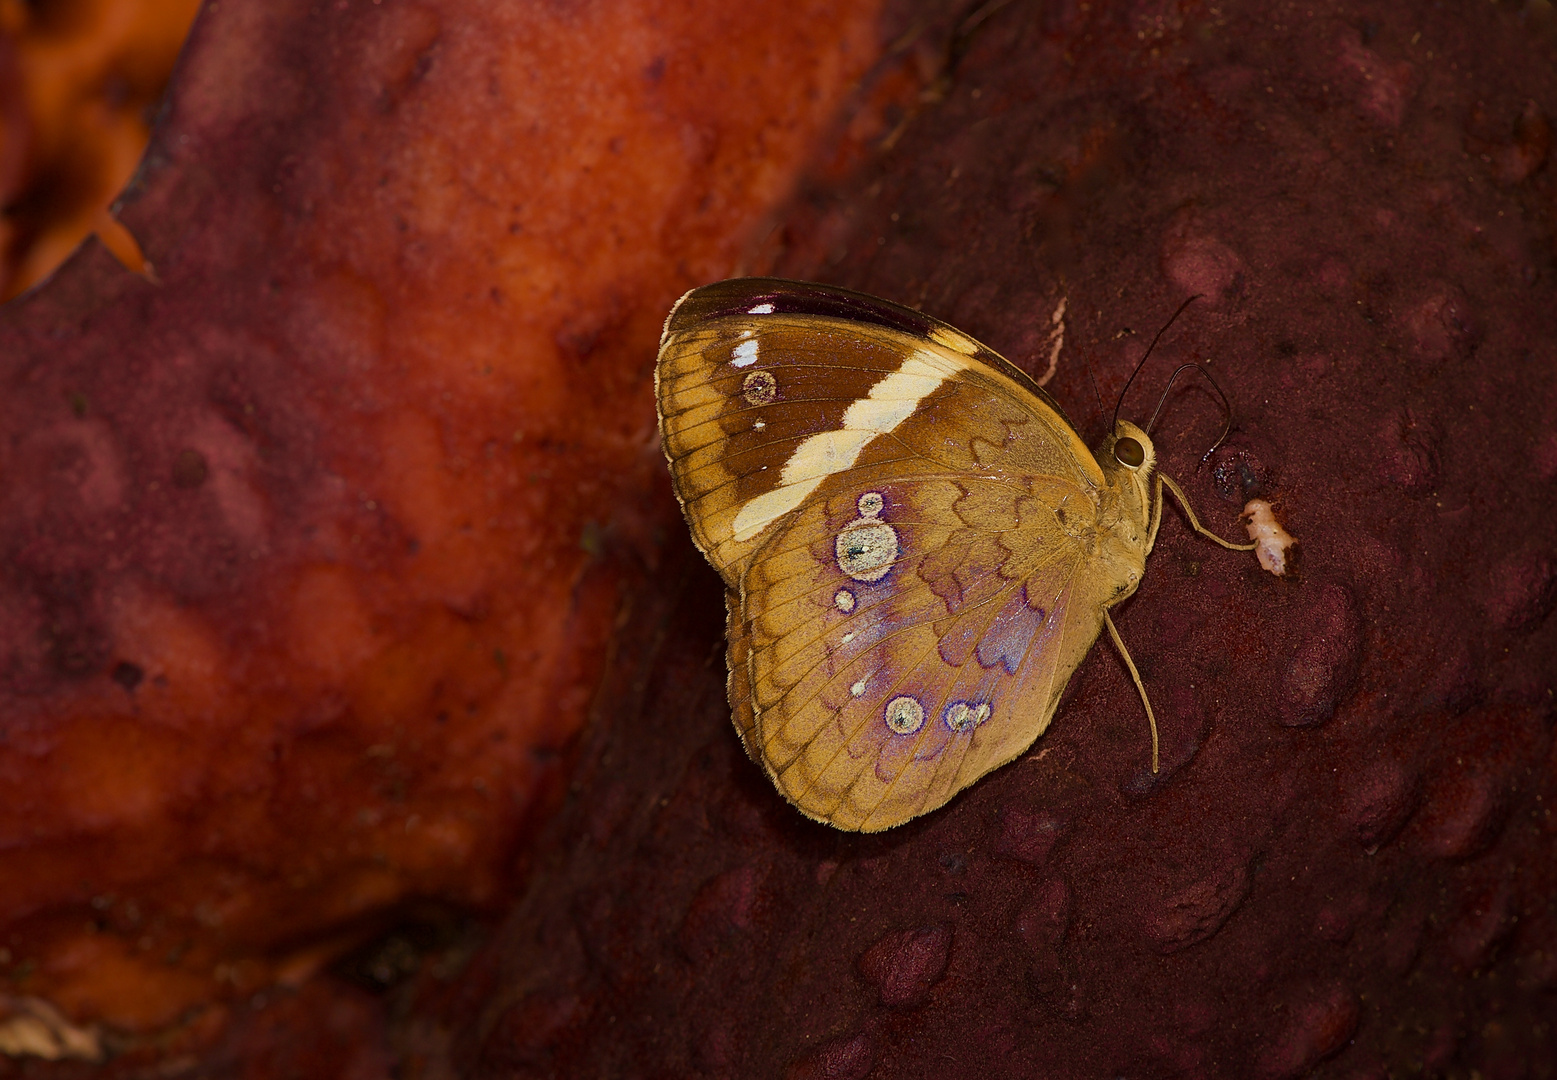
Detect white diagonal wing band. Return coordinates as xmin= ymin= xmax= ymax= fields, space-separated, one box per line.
xmin=729 ymin=350 xmax=963 ymax=542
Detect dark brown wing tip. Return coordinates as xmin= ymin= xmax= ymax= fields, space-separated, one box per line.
xmin=662 ymin=277 xmax=1077 ymax=430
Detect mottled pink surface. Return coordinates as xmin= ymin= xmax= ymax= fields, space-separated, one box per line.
xmin=0 ymin=0 xmax=883 ymax=1060
xmin=414 ymin=1 xmax=1557 ymax=1077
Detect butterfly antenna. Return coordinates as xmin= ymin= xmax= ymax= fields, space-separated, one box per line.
xmin=1082 ymin=351 xmax=1107 ymax=433
xmin=1111 ymin=294 xmax=1202 ymax=435
xmin=1144 ymin=362 xmax=1237 ymax=464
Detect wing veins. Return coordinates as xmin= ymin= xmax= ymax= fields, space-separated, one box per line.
xmin=787 ymin=545 xmax=1047 ymax=817
xmin=765 ymin=527 xmax=1052 ymax=768
xmin=757 ymin=539 xmax=1087 ymax=735
xmin=753 ymin=526 xmax=1084 ymax=678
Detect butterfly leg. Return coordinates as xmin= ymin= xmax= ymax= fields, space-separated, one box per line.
xmin=1158 ymin=474 xmax=1257 ymax=552
xmin=1103 ymin=611 xmax=1159 ymax=774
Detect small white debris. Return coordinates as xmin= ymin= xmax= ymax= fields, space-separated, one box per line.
xmin=1036 ymin=295 xmax=1067 ymax=387
xmin=1241 ymin=499 xmax=1296 ymax=576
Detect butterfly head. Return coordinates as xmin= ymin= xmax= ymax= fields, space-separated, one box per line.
xmin=1096 ymin=419 xmax=1158 ymax=584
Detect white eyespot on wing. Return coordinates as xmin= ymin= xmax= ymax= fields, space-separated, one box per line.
xmin=742 ymin=370 xmax=777 ymax=406
xmin=850 ymin=676 xmax=869 ymax=697
xmin=729 ymin=350 xmax=964 ymax=542
xmin=1241 ymin=498 xmax=1297 ymax=576
xmin=753 ymin=420 xmax=766 ymax=431
xmin=836 ymin=520 xmax=898 ymax=582
xmin=834 ymin=588 xmax=856 ymax=612
xmin=885 ymin=696 xmax=925 ymax=735
xmin=732 ymin=339 xmax=760 ymax=368
xmin=943 ymin=701 xmax=991 ymax=733
xmin=857 ymin=491 xmax=884 ymax=517
xmin=749 ymin=302 xmax=775 ymax=314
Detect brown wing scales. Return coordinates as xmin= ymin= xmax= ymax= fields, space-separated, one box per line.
xmin=724 ymin=587 xmax=760 ymax=764
xmin=740 ymin=465 xmax=1117 ymax=831
xmin=656 ymin=281 xmax=1147 ymax=831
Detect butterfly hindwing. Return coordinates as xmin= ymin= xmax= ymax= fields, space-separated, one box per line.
xmin=741 ymin=464 xmax=1126 ymax=831
xmin=724 ymin=587 xmax=759 ymax=763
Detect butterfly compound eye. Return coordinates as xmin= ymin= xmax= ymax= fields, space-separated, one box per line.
xmin=1113 ymin=436 xmax=1145 ymax=469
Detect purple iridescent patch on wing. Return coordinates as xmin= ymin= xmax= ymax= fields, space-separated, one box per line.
xmin=975 ymin=590 xmax=1049 ymax=674
xmin=937 ymin=619 xmax=978 ymax=667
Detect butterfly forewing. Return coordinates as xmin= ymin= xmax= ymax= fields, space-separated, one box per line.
xmin=657 ymin=281 xmax=1102 ymax=582
xmin=657 ymin=278 xmax=1141 ymax=831
xmin=658 ymin=320 xmax=921 ymax=578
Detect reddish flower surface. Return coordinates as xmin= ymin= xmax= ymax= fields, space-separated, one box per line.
xmin=419 ymin=2 xmax=1557 ymax=1078
xmin=5 ymin=0 xmax=1557 ymax=1076
xmin=0 ymin=0 xmax=882 ymax=1054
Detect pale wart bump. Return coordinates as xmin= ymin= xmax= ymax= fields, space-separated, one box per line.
xmin=835 ymin=589 xmax=856 ymax=612
xmin=850 ymin=676 xmax=869 ymax=698
xmin=729 ymin=353 xmax=962 ymax=542
xmin=742 ymin=370 xmax=777 ymax=406
xmin=732 ymin=339 xmax=760 ymax=367
xmin=749 ymin=302 xmax=775 ymax=314
xmin=929 ymin=326 xmax=979 ymax=355
xmin=885 ymin=696 xmax=925 ymax=735
xmin=943 ymin=701 xmax=991 ymax=732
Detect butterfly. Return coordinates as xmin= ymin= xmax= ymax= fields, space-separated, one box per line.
xmin=654 ymin=278 xmax=1255 ymax=832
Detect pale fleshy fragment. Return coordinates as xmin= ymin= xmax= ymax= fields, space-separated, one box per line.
xmin=0 ymin=997 xmax=103 ymax=1062
xmin=1241 ymin=499 xmax=1296 ymax=576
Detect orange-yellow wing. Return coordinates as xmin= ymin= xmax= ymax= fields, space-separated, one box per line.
xmin=734 ymin=461 xmax=1132 ymax=831
xmin=656 ymin=278 xmax=1130 ymax=830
